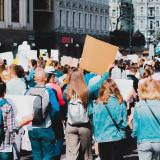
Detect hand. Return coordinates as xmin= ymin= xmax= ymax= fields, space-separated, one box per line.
xmin=19 ymin=114 xmax=34 ymax=127
xmin=107 ymin=63 xmax=115 ymax=72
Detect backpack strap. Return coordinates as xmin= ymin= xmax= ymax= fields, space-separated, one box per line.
xmin=0 ymin=99 xmax=8 ymax=107
xmin=145 ymin=100 xmax=160 ymax=126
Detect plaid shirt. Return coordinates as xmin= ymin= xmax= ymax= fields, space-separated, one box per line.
xmin=0 ymin=99 xmax=15 ymax=150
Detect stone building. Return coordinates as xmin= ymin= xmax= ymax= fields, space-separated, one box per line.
xmin=0 ymin=0 xmax=33 ymax=52
xmin=133 ymin=0 xmax=160 ymax=40
xmin=34 ymin=0 xmax=110 ymax=57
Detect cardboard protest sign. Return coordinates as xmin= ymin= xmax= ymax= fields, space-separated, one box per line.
xmin=51 ymin=50 xmax=59 ymax=61
xmin=80 ymin=35 xmax=119 ymax=75
xmin=0 ymin=52 xmax=13 ymax=65
xmin=114 ymin=79 xmax=133 ymax=101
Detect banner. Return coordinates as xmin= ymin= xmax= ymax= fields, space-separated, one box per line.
xmin=114 ymin=79 xmax=134 ymax=101
xmin=0 ymin=52 xmax=13 ymax=65
xmin=51 ymin=50 xmax=59 ymax=61
xmin=80 ymin=35 xmax=119 ymax=75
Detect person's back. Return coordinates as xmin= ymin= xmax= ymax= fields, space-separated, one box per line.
xmin=27 ymin=68 xmax=60 ymax=160
xmin=0 ymin=81 xmax=15 ymax=160
xmin=132 ymin=100 xmax=160 ymax=143
xmin=132 ymin=79 xmax=160 ymax=160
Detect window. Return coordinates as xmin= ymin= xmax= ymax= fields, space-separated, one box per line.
xmin=85 ymin=13 xmax=87 ymax=29
xmin=156 ymin=7 xmax=159 ymax=15
xmin=140 ymin=7 xmax=143 ymax=15
xmin=140 ymin=21 xmax=144 ymax=28
xmin=149 ymin=21 xmax=153 ymax=30
xmin=95 ymin=15 xmax=97 ymax=30
xmin=156 ymin=21 xmax=159 ymax=28
xmin=73 ymin=12 xmax=75 ymax=28
xmin=12 ymin=0 xmax=19 ymax=22
xmin=112 ymin=9 xmax=116 ymax=17
xmin=59 ymin=10 xmax=62 ymax=27
xmin=100 ymin=16 xmax=102 ymax=30
xmin=105 ymin=17 xmax=107 ymax=30
xmin=27 ymin=0 xmax=30 ymax=23
xmin=0 ymin=0 xmax=4 ymax=21
xmin=79 ymin=13 xmax=81 ymax=28
xmin=90 ymin=14 xmax=92 ymax=29
xmin=66 ymin=11 xmax=69 ymax=27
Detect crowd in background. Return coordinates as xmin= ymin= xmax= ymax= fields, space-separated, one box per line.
xmin=0 ymin=55 xmax=159 ymax=160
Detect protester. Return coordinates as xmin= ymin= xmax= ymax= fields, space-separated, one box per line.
xmin=152 ymin=61 xmax=160 ymax=81
xmin=6 ymin=64 xmax=26 ymax=95
xmin=89 ymin=79 xmax=127 ymax=160
xmin=132 ymin=78 xmax=160 ymax=160
xmin=64 ymin=64 xmax=112 ymax=160
xmin=111 ymin=60 xmax=122 ymax=79
xmin=0 ymin=80 xmax=33 ymax=160
xmin=27 ymin=59 xmax=37 ymax=87
xmin=26 ymin=68 xmax=60 ymax=160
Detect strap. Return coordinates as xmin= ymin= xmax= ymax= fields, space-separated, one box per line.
xmin=145 ymin=100 xmax=160 ymax=126
xmin=104 ymin=105 xmax=120 ymax=132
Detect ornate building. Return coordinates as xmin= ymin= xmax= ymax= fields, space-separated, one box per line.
xmin=133 ymin=0 xmax=160 ymax=41
xmin=34 ymin=0 xmax=110 ymax=57
xmin=109 ymin=0 xmax=133 ymax=32
xmin=0 ymin=0 xmax=33 ymax=52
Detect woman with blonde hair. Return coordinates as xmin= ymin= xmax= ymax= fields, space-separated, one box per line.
xmin=64 ymin=67 xmax=111 ymax=160
xmin=132 ymin=78 xmax=160 ymax=160
xmin=88 ymin=78 xmax=127 ymax=160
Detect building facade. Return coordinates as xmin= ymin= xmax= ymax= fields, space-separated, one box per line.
xmin=133 ymin=0 xmax=160 ymax=40
xmin=109 ymin=0 xmax=133 ymax=32
xmin=34 ymin=0 xmax=110 ymax=58
xmin=0 ymin=0 xmax=33 ymax=51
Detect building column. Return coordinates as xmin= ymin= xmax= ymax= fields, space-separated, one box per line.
xmin=4 ymin=0 xmax=11 ymax=27
xmin=20 ymin=0 xmax=27 ymax=27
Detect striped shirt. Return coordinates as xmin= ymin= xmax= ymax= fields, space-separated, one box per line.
xmin=0 ymin=99 xmax=15 ymax=151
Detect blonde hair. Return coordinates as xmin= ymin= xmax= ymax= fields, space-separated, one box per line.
xmin=67 ymin=69 xmax=88 ymax=107
xmin=138 ymin=78 xmax=160 ymax=100
xmin=97 ymin=79 xmax=123 ymax=104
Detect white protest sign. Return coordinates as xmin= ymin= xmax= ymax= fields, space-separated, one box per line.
xmin=61 ymin=56 xmax=70 ymax=66
xmin=51 ymin=50 xmax=59 ymax=61
xmin=127 ymin=54 xmax=139 ymax=63
xmin=0 ymin=51 xmax=13 ymax=65
xmin=18 ymin=41 xmax=31 ymax=51
xmin=6 ymin=95 xmax=36 ymax=122
xmin=71 ymin=58 xmax=79 ymax=67
xmin=5 ymin=95 xmax=36 ymax=151
xmin=114 ymin=79 xmax=134 ymax=101
xmin=61 ymin=56 xmax=79 ymax=67
xmin=18 ymin=54 xmax=30 ymax=71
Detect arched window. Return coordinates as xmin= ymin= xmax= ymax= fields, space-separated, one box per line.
xmin=12 ymin=0 xmax=19 ymax=22
xmin=0 ymin=0 xmax=4 ymax=21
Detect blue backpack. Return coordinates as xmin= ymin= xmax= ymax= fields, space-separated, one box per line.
xmin=0 ymin=99 xmax=8 ymax=144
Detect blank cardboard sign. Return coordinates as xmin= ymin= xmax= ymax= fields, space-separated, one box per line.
xmin=80 ymin=35 xmax=119 ymax=75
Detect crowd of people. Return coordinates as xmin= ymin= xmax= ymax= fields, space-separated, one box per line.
xmin=0 ymin=55 xmax=159 ymax=160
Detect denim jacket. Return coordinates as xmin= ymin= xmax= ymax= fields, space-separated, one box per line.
xmin=88 ymin=96 xmax=127 ymax=143
xmin=132 ymin=100 xmax=160 ymax=144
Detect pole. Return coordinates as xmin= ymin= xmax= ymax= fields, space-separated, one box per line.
xmin=129 ymin=1 xmax=133 ymax=54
